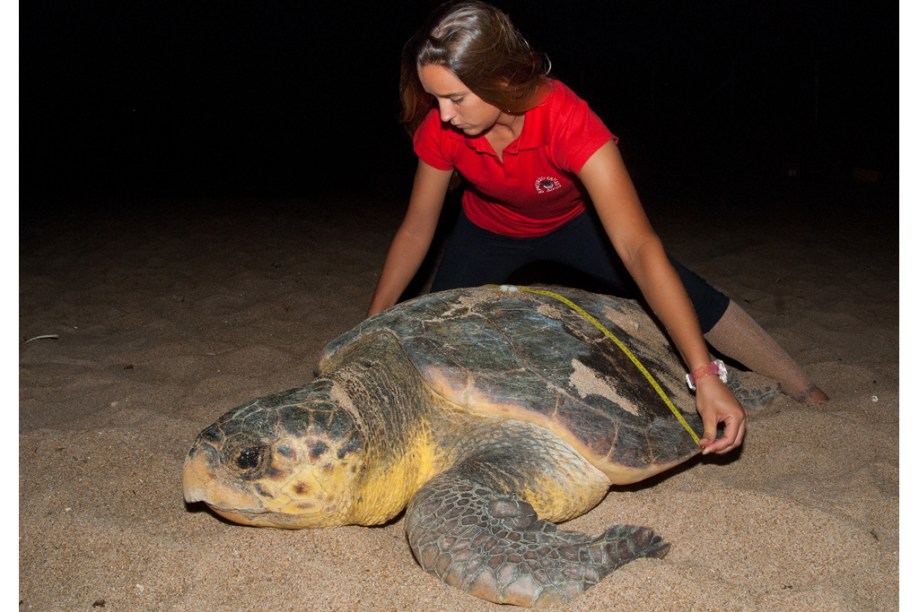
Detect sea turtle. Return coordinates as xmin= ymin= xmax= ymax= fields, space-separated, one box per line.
xmin=183 ymin=285 xmax=707 ymax=607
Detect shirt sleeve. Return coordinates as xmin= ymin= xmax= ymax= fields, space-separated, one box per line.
xmin=412 ymin=110 xmax=455 ymax=171
xmin=549 ymin=84 xmax=618 ymax=174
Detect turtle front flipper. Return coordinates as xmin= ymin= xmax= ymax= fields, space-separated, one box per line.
xmin=404 ymin=420 xmax=670 ymax=607
xmin=406 ymin=472 xmax=668 ymax=607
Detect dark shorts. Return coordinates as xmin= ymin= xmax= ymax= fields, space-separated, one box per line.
xmin=430 ymin=209 xmax=730 ymax=333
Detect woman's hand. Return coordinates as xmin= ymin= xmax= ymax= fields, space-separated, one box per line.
xmin=694 ymin=375 xmax=746 ymax=455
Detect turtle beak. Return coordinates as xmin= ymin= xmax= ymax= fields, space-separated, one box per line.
xmin=182 ymin=447 xmax=216 ymax=504
xmin=182 ymin=466 xmax=208 ymax=504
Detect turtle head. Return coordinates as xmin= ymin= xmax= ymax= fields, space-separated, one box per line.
xmin=183 ymin=382 xmax=365 ymax=529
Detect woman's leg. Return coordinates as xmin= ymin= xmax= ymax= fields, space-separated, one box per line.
xmin=703 ymin=302 xmax=828 ymax=403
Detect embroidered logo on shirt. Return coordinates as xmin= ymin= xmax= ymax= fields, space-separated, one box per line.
xmin=535 ymin=176 xmax=562 ymax=194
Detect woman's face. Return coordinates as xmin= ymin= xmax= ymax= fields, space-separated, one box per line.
xmin=418 ymin=64 xmax=503 ymax=137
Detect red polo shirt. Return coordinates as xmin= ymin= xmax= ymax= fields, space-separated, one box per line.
xmin=413 ymin=79 xmax=616 ymax=238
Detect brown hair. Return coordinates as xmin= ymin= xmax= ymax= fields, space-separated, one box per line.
xmin=399 ymin=1 xmax=550 ymax=135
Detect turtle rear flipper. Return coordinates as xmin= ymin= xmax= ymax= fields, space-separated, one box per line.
xmin=405 ymin=419 xmax=669 ymax=607
xmin=727 ymin=369 xmax=782 ymax=409
xmin=406 ymin=471 xmax=669 ymax=607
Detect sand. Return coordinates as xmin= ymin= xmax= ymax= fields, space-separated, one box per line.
xmin=19 ymin=184 xmax=898 ymax=610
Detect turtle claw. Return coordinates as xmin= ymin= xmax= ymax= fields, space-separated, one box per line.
xmin=598 ymin=525 xmax=670 ymax=579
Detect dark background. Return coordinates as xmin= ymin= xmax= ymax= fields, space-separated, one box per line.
xmin=22 ymin=0 xmax=898 ymax=207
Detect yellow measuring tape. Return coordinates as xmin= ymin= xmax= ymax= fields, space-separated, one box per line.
xmin=492 ymin=285 xmax=701 ymax=445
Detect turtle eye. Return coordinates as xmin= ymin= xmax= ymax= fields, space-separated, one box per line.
xmin=235 ymin=447 xmax=265 ymax=471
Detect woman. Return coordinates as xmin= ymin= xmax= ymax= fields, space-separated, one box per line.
xmin=368 ymin=1 xmax=827 ymax=455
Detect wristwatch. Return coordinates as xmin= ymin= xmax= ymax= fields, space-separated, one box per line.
xmin=685 ymin=359 xmax=728 ymax=391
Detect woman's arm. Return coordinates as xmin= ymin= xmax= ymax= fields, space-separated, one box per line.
xmin=368 ymin=159 xmax=454 ymax=316
xmin=578 ymin=141 xmax=745 ymax=455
